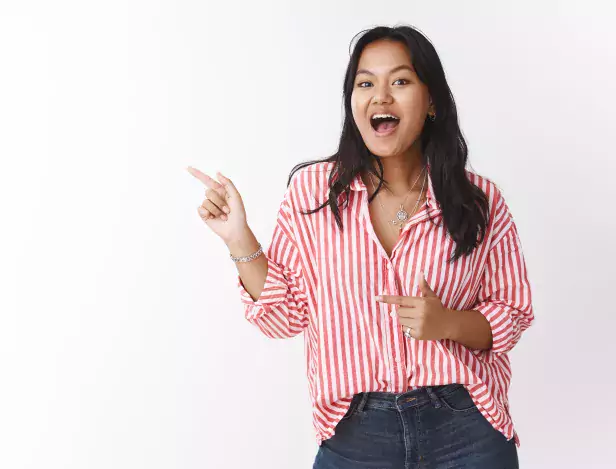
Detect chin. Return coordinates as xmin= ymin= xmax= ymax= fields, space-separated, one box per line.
xmin=366 ymin=147 xmax=396 ymax=158
xmin=364 ymin=140 xmax=408 ymax=158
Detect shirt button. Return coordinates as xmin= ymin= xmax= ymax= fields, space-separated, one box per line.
xmin=390 ymin=311 xmax=396 ymax=318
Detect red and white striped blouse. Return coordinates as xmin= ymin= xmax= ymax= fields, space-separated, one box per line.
xmin=237 ymin=161 xmax=534 ymax=447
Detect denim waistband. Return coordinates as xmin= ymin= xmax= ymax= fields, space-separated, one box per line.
xmin=350 ymin=383 xmax=465 ymax=413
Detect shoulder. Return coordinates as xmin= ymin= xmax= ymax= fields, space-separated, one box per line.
xmin=465 ymin=169 xmax=507 ymax=209
xmin=285 ymin=161 xmax=334 ymax=210
xmin=466 ymin=169 xmax=517 ymax=248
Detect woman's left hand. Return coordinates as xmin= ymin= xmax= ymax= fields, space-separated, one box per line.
xmin=376 ymin=272 xmax=454 ymax=340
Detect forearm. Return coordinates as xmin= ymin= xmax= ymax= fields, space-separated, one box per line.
xmin=227 ymin=226 xmax=268 ymax=302
xmin=445 ymin=308 xmax=493 ymax=351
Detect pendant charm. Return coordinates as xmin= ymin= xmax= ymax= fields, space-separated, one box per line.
xmin=392 ymin=204 xmax=410 ymax=227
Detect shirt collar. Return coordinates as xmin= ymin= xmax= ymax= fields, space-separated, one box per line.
xmin=348 ymin=163 xmax=439 ymax=211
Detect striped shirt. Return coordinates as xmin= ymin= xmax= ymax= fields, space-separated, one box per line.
xmin=237 ymin=161 xmax=534 ymax=447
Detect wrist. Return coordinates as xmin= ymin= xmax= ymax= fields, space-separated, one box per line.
xmin=225 ymin=226 xmax=258 ymax=256
xmin=444 ymin=308 xmax=459 ymax=341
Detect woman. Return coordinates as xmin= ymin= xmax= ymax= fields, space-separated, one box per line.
xmin=188 ymin=25 xmax=534 ymax=469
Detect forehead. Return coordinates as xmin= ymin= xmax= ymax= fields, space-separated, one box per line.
xmin=357 ymin=40 xmax=413 ymax=71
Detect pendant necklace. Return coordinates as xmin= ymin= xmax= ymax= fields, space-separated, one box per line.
xmin=369 ymin=167 xmax=428 ymax=233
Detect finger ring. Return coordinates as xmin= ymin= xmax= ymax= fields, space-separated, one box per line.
xmin=404 ymin=326 xmax=412 ymax=339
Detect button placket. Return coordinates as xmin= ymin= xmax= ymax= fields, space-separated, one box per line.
xmin=385 ymin=261 xmax=405 ymax=366
xmin=387 ymin=262 xmax=398 ymax=317
xmin=382 ymin=261 xmax=396 ymax=317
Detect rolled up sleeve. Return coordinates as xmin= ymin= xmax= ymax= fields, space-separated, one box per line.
xmin=237 ymin=189 xmax=310 ymax=339
xmin=471 ymin=190 xmax=535 ymax=360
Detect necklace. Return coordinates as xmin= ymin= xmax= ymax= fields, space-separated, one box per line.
xmin=369 ymin=167 xmax=427 ymax=233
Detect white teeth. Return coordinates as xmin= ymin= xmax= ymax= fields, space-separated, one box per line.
xmin=371 ymin=113 xmax=399 ymax=120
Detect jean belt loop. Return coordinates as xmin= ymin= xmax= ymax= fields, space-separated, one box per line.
xmin=425 ymin=386 xmax=442 ymax=409
xmin=356 ymin=392 xmax=369 ymax=413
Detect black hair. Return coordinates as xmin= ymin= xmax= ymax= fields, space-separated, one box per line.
xmin=287 ymin=24 xmax=489 ymax=263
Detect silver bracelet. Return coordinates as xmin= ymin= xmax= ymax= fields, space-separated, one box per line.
xmin=229 ymin=243 xmax=263 ymax=263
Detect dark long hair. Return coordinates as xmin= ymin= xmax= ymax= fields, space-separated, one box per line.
xmin=287 ymin=25 xmax=489 ymax=263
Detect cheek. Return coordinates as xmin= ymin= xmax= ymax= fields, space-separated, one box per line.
xmin=350 ymin=95 xmax=362 ymax=123
xmin=351 ymin=92 xmax=372 ymax=119
xmin=350 ymin=102 xmax=358 ymax=123
xmin=402 ymin=110 xmax=425 ymax=132
xmin=403 ymin=93 xmax=429 ymax=118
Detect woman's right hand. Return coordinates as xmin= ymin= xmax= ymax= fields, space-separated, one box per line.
xmin=187 ymin=166 xmax=249 ymax=244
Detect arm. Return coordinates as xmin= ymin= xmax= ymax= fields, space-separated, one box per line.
xmin=228 ymin=227 xmax=269 ymax=304
xmin=449 ymin=190 xmax=534 ymax=361
xmin=445 ymin=308 xmax=493 ymax=350
xmin=231 ymin=187 xmax=310 ymax=339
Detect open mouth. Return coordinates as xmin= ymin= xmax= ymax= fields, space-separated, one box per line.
xmin=370 ymin=114 xmax=400 ymax=134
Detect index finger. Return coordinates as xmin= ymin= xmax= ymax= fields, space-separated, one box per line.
xmin=186 ymin=166 xmax=224 ymax=189
xmin=375 ymin=295 xmax=415 ymax=306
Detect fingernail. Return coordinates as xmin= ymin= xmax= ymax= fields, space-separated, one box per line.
xmin=375 ymin=295 xmax=383 ymax=301
xmin=221 ymin=214 xmax=228 ymax=221
xmin=223 ymin=206 xmax=230 ymax=213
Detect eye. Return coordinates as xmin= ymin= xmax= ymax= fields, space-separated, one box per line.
xmin=357 ymin=78 xmax=409 ymax=88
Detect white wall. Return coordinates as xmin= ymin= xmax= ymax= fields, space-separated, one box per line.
xmin=1 ymin=1 xmax=614 ymax=468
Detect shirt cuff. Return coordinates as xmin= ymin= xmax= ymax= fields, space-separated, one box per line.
xmin=470 ymin=302 xmax=516 ymax=361
xmin=237 ymin=256 xmax=289 ymax=313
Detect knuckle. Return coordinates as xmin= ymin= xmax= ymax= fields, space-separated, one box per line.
xmin=205 ymin=200 xmax=222 ymax=215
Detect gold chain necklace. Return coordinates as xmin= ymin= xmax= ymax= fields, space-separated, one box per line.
xmin=369 ymin=167 xmax=427 ymax=233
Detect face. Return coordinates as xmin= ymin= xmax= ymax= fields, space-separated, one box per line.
xmin=351 ymin=39 xmax=433 ymax=158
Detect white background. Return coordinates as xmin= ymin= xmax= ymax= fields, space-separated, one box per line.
xmin=1 ymin=1 xmax=615 ymax=468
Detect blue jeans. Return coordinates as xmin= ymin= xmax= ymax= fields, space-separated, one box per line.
xmin=312 ymin=384 xmax=519 ymax=469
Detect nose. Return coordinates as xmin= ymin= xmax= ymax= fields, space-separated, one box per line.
xmin=372 ymin=86 xmax=393 ymax=105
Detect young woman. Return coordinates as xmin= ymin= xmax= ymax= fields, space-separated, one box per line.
xmin=188 ymin=24 xmax=534 ymax=469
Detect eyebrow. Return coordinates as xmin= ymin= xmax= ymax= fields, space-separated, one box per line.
xmin=356 ymin=64 xmax=414 ymax=76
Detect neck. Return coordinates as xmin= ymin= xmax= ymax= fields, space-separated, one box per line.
xmin=363 ymin=143 xmax=425 ymax=197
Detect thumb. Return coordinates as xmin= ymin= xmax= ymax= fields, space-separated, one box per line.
xmin=416 ymin=271 xmax=437 ymax=298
